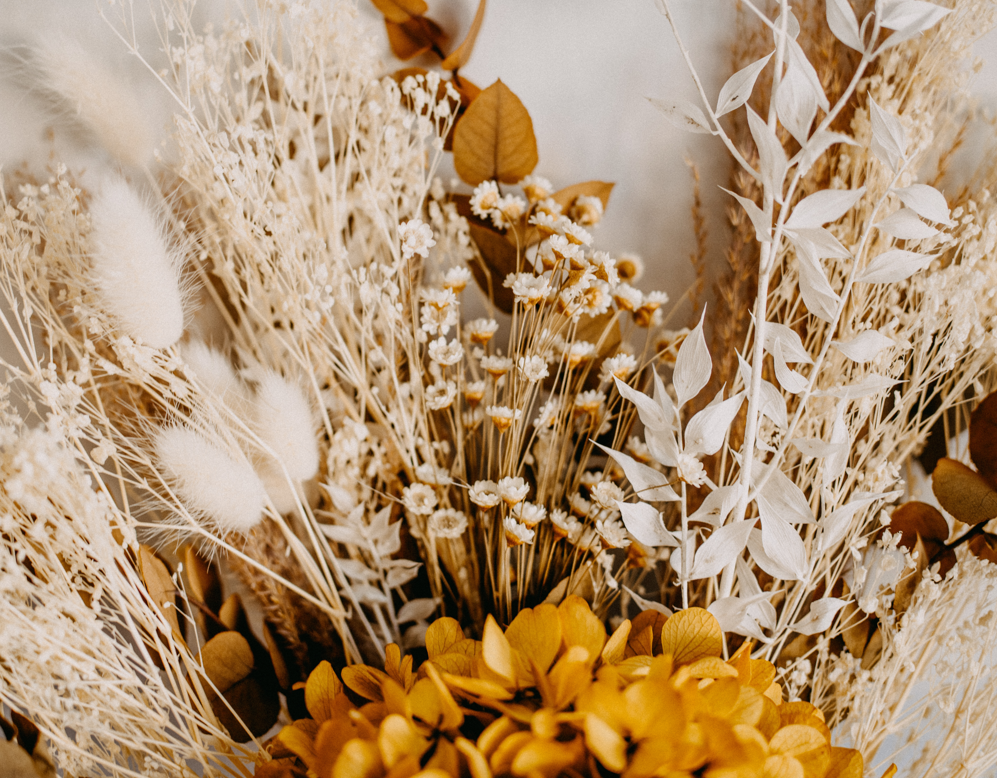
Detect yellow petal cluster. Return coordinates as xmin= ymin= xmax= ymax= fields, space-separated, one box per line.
xmin=270 ymin=598 xmax=868 ymax=778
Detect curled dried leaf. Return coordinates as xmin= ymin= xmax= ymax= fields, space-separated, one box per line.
xmin=441 ymin=0 xmax=486 ymax=71
xmin=369 ymin=0 xmax=428 ymax=23
xmin=138 ymin=545 xmax=184 ymax=644
xmin=386 ymin=16 xmax=447 ymax=61
xmin=970 ymin=392 xmax=997 ymax=488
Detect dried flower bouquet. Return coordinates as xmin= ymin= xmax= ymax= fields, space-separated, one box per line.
xmin=2 ymin=0 xmax=997 ymax=777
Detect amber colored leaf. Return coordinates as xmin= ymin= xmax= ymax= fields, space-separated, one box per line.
xmin=341 ymin=665 xmax=390 ymax=701
xmin=557 ymin=596 xmax=606 ymax=664
xmin=698 ymin=675 xmax=740 ymax=718
xmin=453 ymin=79 xmax=538 ymax=185
xmin=426 ymin=617 xmax=465 ymax=658
xmin=385 ymin=16 xmax=447 ymax=61
xmin=468 ymin=223 xmax=519 ymax=313
xmin=138 ymin=545 xmax=183 ymax=643
xmin=631 ymin=609 xmax=667 ymax=654
xmin=369 ymin=0 xmax=427 ymax=23
xmin=377 ymin=714 xmax=422 ymax=769
xmin=441 ymin=0 xmax=486 ymax=70
xmin=304 ymin=661 xmax=342 ymax=723
xmin=757 ymin=697 xmax=782 ymax=740
xmin=626 ymin=625 xmax=655 ymax=658
xmin=219 ymin=593 xmax=249 ymax=634
xmin=660 ymin=607 xmax=723 ymax=665
xmin=889 ymin=502 xmax=949 ymax=548
xmin=455 ymin=737 xmax=491 ymax=778
xmin=839 ymin=601 xmax=870 ymax=659
xmin=827 ymin=747 xmax=864 ymax=778
xmin=481 ymin=615 xmax=516 ymax=684
xmin=583 ymin=714 xmax=627 ymax=773
xmin=779 ymin=702 xmax=830 ymax=743
xmin=861 ymin=627 xmax=884 ymax=670
xmin=183 ymin=545 xmax=222 ymax=614
xmin=613 ymin=655 xmax=654 ymax=682
xmin=601 ymin=619 xmax=631 ymax=665
xmin=969 ymin=532 xmax=997 ymax=564
xmin=769 ymin=725 xmax=831 ymax=778
xmin=254 ymin=762 xmax=307 ymax=778
xmin=880 ymin=765 xmax=898 ymax=778
xmin=764 ymin=755 xmax=805 ymax=778
xmin=932 ymin=457 xmax=997 ymax=525
xmin=263 ymin=621 xmax=293 ymax=690
xmin=970 ymin=392 xmax=997 ymax=488
xmin=894 ymin=536 xmax=928 ymax=614
xmin=551 ymin=180 xmax=615 ymax=215
xmin=278 ymin=724 xmax=317 ymax=771
xmin=199 ymin=631 xmax=280 ymax=742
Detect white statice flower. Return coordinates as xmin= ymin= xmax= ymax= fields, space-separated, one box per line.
xmin=470 ymin=180 xmax=500 ymax=218
xmin=569 ymin=492 xmax=592 ymax=517
xmin=503 ymin=516 xmax=535 ymax=546
xmin=504 ymin=273 xmax=551 ymax=306
xmin=425 ymin=380 xmax=457 ymax=411
xmin=550 ymin=509 xmax=582 ymax=540
xmin=415 ymin=462 xmax=452 ymax=487
xmin=596 ymin=518 xmax=631 ymax=549
xmin=421 ymin=301 xmax=459 ymax=336
xmin=521 ymin=175 xmax=553 ymax=203
xmin=427 ymin=337 xmax=464 ymax=366
xmin=510 ymin=501 xmax=547 ymax=529
xmin=590 ymin=251 xmax=619 ymax=286
xmin=574 ymin=390 xmax=605 ymax=415
xmin=480 ymin=355 xmax=513 ymax=378
xmin=402 ymin=483 xmax=438 ymax=516
xmin=530 ymin=211 xmax=561 ymax=239
xmin=599 ymin=353 xmax=638 ymax=382
xmin=442 ymin=266 xmax=471 ymax=293
xmin=616 ymin=252 xmax=644 ymax=282
xmin=533 ymin=398 xmax=560 ymax=428
xmin=464 ymin=380 xmax=486 ymax=406
xmin=486 ymin=405 xmax=522 ymax=433
xmin=517 ymin=355 xmax=549 ymax=382
xmin=590 ymin=481 xmax=625 ymax=510
xmin=467 ymin=318 xmax=499 ymax=344
xmin=398 ymin=219 xmax=436 ymax=259
xmin=497 ymin=475 xmax=529 ymax=506
xmin=469 ymin=479 xmax=501 ymax=509
xmin=676 ymin=452 xmax=709 ymax=487
xmin=562 ymin=220 xmax=593 ymax=246
xmin=428 ymin=508 xmax=468 ymax=539
xmin=571 ymin=195 xmax=604 ymax=226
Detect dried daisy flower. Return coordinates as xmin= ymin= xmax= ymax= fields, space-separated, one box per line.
xmin=486 ymin=404 xmax=522 ymax=433
xmin=466 ymin=317 xmax=498 ymax=344
xmin=520 ymin=174 xmax=553 ymax=203
xmin=599 ymin=352 xmax=637 ymax=382
xmin=510 ymin=500 xmax=547 ymax=529
xmin=480 ymin=354 xmax=513 ymax=378
xmin=425 ymin=379 xmax=457 ymax=410
xmin=398 ymin=218 xmax=436 ymax=259
xmin=497 ymin=475 xmax=529 ymax=506
xmin=468 ymin=479 xmax=501 ymax=510
xmin=402 ymin=483 xmax=438 ymax=516
xmin=570 ymin=194 xmax=604 ymax=225
xmin=463 ymin=379 xmax=486 ymax=406
xmin=517 ymin=354 xmax=549 ymax=382
xmin=427 ymin=336 xmax=464 ymax=366
xmin=615 ymin=251 xmax=643 ymax=282
xmin=504 ymin=272 xmax=550 ymax=305
xmin=427 ymin=508 xmax=468 ymax=539
xmin=503 ymin=516 xmax=535 ymax=546
xmin=469 ymin=180 xmax=500 ymax=218
xmin=442 ymin=266 xmax=471 ymax=292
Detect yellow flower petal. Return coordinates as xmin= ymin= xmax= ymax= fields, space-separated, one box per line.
xmin=687 ymin=656 xmax=739 ymax=679
xmin=614 ymin=655 xmax=654 ymax=682
xmin=482 ymin=615 xmax=516 ymax=684
xmin=505 ymin=604 xmax=562 ymax=675
xmin=699 ymin=676 xmax=741 ymax=718
xmin=769 ymin=725 xmax=831 ymax=778
xmin=332 ymin=739 xmax=382 ymax=778
xmin=661 ymin=608 xmax=724 ymax=665
xmin=763 ymin=754 xmax=805 ymax=778
xmin=511 ymin=735 xmax=585 ymax=777
xmin=728 ymin=685 xmax=765 ymax=728
xmin=826 ymin=747 xmax=863 ymax=778
xmin=424 ymin=663 xmax=465 ymax=731
xmin=456 ymin=737 xmax=493 ymax=778
xmin=426 ymin=617 xmax=465 ymax=659
xmin=623 ymin=679 xmax=684 ymax=740
xmin=442 ymin=671 xmax=515 ymax=702
xmin=431 ymin=653 xmax=474 ymax=676
xmin=558 ymin=595 xmax=606 ymax=663
xmin=601 ymin=619 xmax=631 ymax=665
xmin=341 ymin=665 xmax=390 ymax=702
xmin=584 ymin=713 xmax=627 ymax=773
xmin=378 ymin=714 xmax=425 ymax=769
xmin=489 ymin=731 xmax=533 ymax=775
xmin=477 ymin=716 xmax=520 ymax=759
xmin=425 ymin=737 xmax=461 ymax=775
xmin=779 ymin=702 xmax=830 ymax=743
xmin=305 ymin=661 xmax=343 ymax=723
xmin=277 ymin=723 xmax=317 ymax=771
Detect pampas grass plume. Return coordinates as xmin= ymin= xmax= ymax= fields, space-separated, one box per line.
xmin=89 ymin=176 xmax=186 ymax=349
xmin=182 ymin=341 xmax=244 ymax=403
xmin=154 ymin=425 xmax=267 ymax=534
xmin=252 ymin=372 xmax=320 ymax=481
xmin=31 ymin=33 xmax=155 ymax=169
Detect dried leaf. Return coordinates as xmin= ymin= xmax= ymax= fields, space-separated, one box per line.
xmin=341 ymin=665 xmax=391 ymax=701
xmin=716 ymin=53 xmax=773 ymax=117
xmin=892 ymin=184 xmax=953 ymax=226
xmin=826 ymin=0 xmax=864 ymax=50
xmin=789 ymin=598 xmax=846 ymax=635
xmin=673 ymin=310 xmax=711 ymax=408
xmin=970 ymin=392 xmax=997 ymax=488
xmin=467 ymin=222 xmax=519 ymax=313
xmin=785 ymin=188 xmax=865 ymax=229
xmin=832 ymin=330 xmax=894 ymax=363
xmin=558 ymin=595 xmax=606 ymax=663
xmin=660 ymin=607 xmax=723 ymax=665
xmin=868 ymin=98 xmax=906 ymax=172
xmin=683 ymin=390 xmax=745 ymax=457
xmin=690 ymin=520 xmax=754 ymax=580
xmin=858 ymin=249 xmax=935 ymax=284
xmin=839 ymin=600 xmax=870 ymax=659
xmin=597 ymin=444 xmax=679 ymax=502
xmin=932 ymin=458 xmax=997 ymax=525
xmin=184 ymin=545 xmax=222 ymax=614
xmin=551 ymin=180 xmax=615 ymax=214
xmin=602 ymin=620 xmax=631 ymax=664
xmin=441 ymin=0 xmax=487 ymax=70
xmin=722 ymin=187 xmax=771 ymax=243
xmin=453 ymin=80 xmax=538 ymax=185
xmin=505 ymin=604 xmax=561 ymax=674
xmin=198 ymin=631 xmax=280 ymax=742
xmin=968 ymin=533 xmax=997 ymax=564
xmin=759 ymin=511 xmax=809 ymax=581
xmin=827 ymin=747 xmax=864 ymax=778
xmin=647 ymin=97 xmax=715 ymax=135
xmin=769 ymin=725 xmax=831 ymax=778
xmin=304 ymin=661 xmax=342 ymax=723
xmin=756 ymin=463 xmax=815 ymax=526
xmin=746 ymin=105 xmax=788 ymax=201
xmin=889 ymin=501 xmax=949 ymax=547
xmin=385 ymin=16 xmax=447 ymax=61
xmin=397 ymin=598 xmax=438 ymax=623
xmin=138 ymin=545 xmax=184 ymax=643
xmin=481 ymin=615 xmax=515 ymax=684
xmin=875 ymin=208 xmax=938 ymax=240
xmin=426 ymin=617 xmax=465 ymax=658
xmin=369 ymin=0 xmax=428 ymax=23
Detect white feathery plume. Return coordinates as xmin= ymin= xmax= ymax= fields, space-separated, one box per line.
xmin=30 ymin=32 xmax=156 ymax=169
xmin=251 ymin=372 xmax=320 ymax=481
xmin=182 ymin=341 xmax=245 ymax=405
xmin=154 ymin=425 xmax=267 ymax=534
xmin=89 ymin=176 xmax=186 ymax=349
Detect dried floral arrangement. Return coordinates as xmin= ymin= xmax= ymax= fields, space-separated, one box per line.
xmin=2 ymin=0 xmax=997 ymax=777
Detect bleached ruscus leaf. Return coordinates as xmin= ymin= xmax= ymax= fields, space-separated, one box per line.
xmin=715 ymin=53 xmax=772 ymax=117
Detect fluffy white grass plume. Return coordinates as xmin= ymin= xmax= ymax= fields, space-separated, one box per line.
xmin=182 ymin=341 xmax=245 ymax=404
xmin=89 ymin=176 xmax=186 ymax=349
xmin=251 ymin=372 xmax=319 ymax=481
xmin=30 ymin=33 xmax=155 ymax=169
xmin=154 ymin=425 xmax=267 ymax=534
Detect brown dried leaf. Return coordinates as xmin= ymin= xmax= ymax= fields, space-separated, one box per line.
xmin=369 ymin=0 xmax=428 ymax=23
xmin=893 ymin=536 xmax=927 ymax=614
xmin=219 ymin=593 xmax=248 ymax=633
xmin=138 ymin=545 xmax=184 ymax=644
xmin=839 ymin=601 xmax=870 ymax=659
xmin=861 ymin=627 xmax=883 ymax=670
xmin=551 ymin=180 xmax=615 ymax=214
xmin=932 ymin=458 xmax=997 ymax=525
xmin=385 ymin=16 xmax=447 ymax=61
xmin=467 ymin=222 xmax=519 ymax=313
xmin=441 ymin=0 xmax=486 ymax=71
xmin=888 ymin=502 xmax=949 ymax=548
xmin=199 ymin=631 xmax=281 ymax=742
xmin=968 ymin=532 xmax=997 ymax=564
xmin=183 ymin=545 xmax=222 ymax=613
xmin=453 ymin=79 xmax=538 ymax=185
xmin=263 ymin=621 xmax=293 ymax=690
xmin=253 ymin=763 xmax=308 ymax=778
xmin=971 ymin=392 xmax=997 ymax=488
